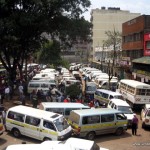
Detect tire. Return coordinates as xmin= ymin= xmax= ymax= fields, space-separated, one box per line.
xmin=86 ymin=132 xmax=95 ymax=140
xmin=115 ymin=128 xmax=123 ymax=136
xmin=12 ymin=128 xmax=21 ymax=138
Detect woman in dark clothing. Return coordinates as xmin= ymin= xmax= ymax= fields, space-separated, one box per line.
xmin=132 ymin=114 xmax=138 ymax=136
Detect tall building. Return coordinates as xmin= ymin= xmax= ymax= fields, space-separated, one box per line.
xmin=91 ymin=7 xmax=140 ymax=61
xmin=122 ymin=15 xmax=150 ymax=83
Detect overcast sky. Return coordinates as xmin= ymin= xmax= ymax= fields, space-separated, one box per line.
xmin=83 ymin=0 xmax=149 ymax=21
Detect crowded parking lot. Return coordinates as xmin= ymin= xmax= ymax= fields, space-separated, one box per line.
xmin=0 ymin=113 xmax=150 ymax=150
xmin=0 ymin=63 xmax=150 ymax=150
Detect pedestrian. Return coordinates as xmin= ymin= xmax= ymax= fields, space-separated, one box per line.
xmin=94 ymin=99 xmax=100 ymax=108
xmin=20 ymin=93 xmax=25 ymax=105
xmin=2 ymin=108 xmax=7 ymax=130
xmin=18 ymin=84 xmax=24 ymax=100
xmin=4 ymin=85 xmax=10 ymax=101
xmin=131 ymin=114 xmax=138 ymax=136
xmin=31 ymin=90 xmax=38 ymax=108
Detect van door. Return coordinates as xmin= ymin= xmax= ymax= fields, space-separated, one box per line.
xmin=40 ymin=120 xmax=57 ymax=140
xmin=24 ymin=116 xmax=41 ymax=140
xmin=99 ymin=114 xmax=116 ymax=134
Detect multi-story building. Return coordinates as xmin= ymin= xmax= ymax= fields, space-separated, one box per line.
xmin=122 ymin=15 xmax=150 ymax=83
xmin=91 ymin=7 xmax=140 ymax=61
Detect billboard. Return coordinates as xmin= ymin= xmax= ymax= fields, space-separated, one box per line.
xmin=144 ymin=33 xmax=150 ymax=56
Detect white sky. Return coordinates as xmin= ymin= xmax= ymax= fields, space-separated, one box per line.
xmin=83 ymin=0 xmax=149 ymax=21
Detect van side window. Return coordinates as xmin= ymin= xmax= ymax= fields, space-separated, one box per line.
xmin=114 ymin=105 xmax=117 ymax=109
xmin=46 ymin=108 xmax=64 ymax=115
xmin=82 ymin=115 xmax=100 ymax=124
xmin=146 ymin=110 xmax=150 ymax=117
xmin=116 ymin=113 xmax=126 ymax=120
xmin=8 ymin=111 xmax=25 ymax=122
xmin=101 ymin=114 xmax=114 ymax=123
xmin=43 ymin=120 xmax=56 ymax=131
xmin=95 ymin=91 xmax=99 ymax=96
xmin=102 ymin=93 xmax=108 ymax=99
xmin=109 ymin=95 xmax=114 ymax=99
xmin=25 ymin=116 xmax=40 ymax=126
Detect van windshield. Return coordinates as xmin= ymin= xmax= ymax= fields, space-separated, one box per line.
xmin=53 ymin=117 xmax=69 ymax=132
xmin=118 ymin=106 xmax=133 ymax=114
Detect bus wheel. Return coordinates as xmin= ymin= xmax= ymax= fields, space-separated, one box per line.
xmin=86 ymin=132 xmax=95 ymax=140
xmin=115 ymin=128 xmax=123 ymax=136
xmin=12 ymin=128 xmax=21 ymax=138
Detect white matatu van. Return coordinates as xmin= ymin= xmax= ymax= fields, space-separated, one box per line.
xmin=6 ymin=137 xmax=109 ymax=150
xmin=68 ymin=108 xmax=128 ymax=140
xmin=6 ymin=105 xmax=72 ymax=141
xmin=39 ymin=102 xmax=90 ymax=118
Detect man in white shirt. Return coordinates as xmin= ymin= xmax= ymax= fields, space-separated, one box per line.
xmin=5 ymin=86 xmax=10 ymax=101
xmin=18 ymin=84 xmax=24 ymax=100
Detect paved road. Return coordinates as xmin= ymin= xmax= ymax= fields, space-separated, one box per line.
xmin=1 ymin=114 xmax=150 ymax=150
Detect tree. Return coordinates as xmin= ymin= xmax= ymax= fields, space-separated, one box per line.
xmin=66 ymin=84 xmax=82 ymax=100
xmin=0 ymin=0 xmax=91 ymax=83
xmin=103 ymin=29 xmax=122 ymax=90
xmin=37 ymin=40 xmax=61 ymax=67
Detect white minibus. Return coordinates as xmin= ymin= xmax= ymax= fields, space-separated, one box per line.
xmin=6 ymin=137 xmax=109 ymax=150
xmin=107 ymin=99 xmax=135 ymax=127
xmin=68 ymin=108 xmax=128 ymax=140
xmin=94 ymin=89 xmax=123 ymax=105
xmin=39 ymin=102 xmax=90 ymax=118
xmin=117 ymin=79 xmax=150 ymax=109
xmin=27 ymin=80 xmax=56 ymax=94
xmin=6 ymin=105 xmax=72 ymax=141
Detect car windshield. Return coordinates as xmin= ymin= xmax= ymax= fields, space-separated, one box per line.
xmin=118 ymin=106 xmax=133 ymax=114
xmin=53 ymin=117 xmax=69 ymax=132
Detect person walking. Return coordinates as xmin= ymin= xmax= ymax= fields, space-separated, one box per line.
xmin=31 ymin=90 xmax=38 ymax=108
xmin=131 ymin=114 xmax=138 ymax=136
xmin=4 ymin=85 xmax=10 ymax=101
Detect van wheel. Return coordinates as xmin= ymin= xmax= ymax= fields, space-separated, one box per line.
xmin=86 ymin=132 xmax=95 ymax=140
xmin=44 ymin=137 xmax=52 ymax=141
xmin=12 ymin=128 xmax=21 ymax=138
xmin=115 ymin=128 xmax=123 ymax=136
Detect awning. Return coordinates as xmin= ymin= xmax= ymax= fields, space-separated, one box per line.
xmin=132 ymin=56 xmax=150 ymax=65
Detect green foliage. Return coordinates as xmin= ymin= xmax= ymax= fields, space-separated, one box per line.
xmin=38 ymin=40 xmax=61 ymax=66
xmin=66 ymin=84 xmax=81 ymax=99
xmin=0 ymin=0 xmax=91 ymax=82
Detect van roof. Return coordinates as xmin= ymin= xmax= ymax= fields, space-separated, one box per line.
xmin=110 ymin=99 xmax=130 ymax=107
xmin=40 ymin=102 xmax=90 ymax=109
xmin=8 ymin=105 xmax=63 ymax=121
xmin=71 ymin=108 xmax=121 ymax=116
xmin=96 ymin=89 xmax=122 ymax=96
